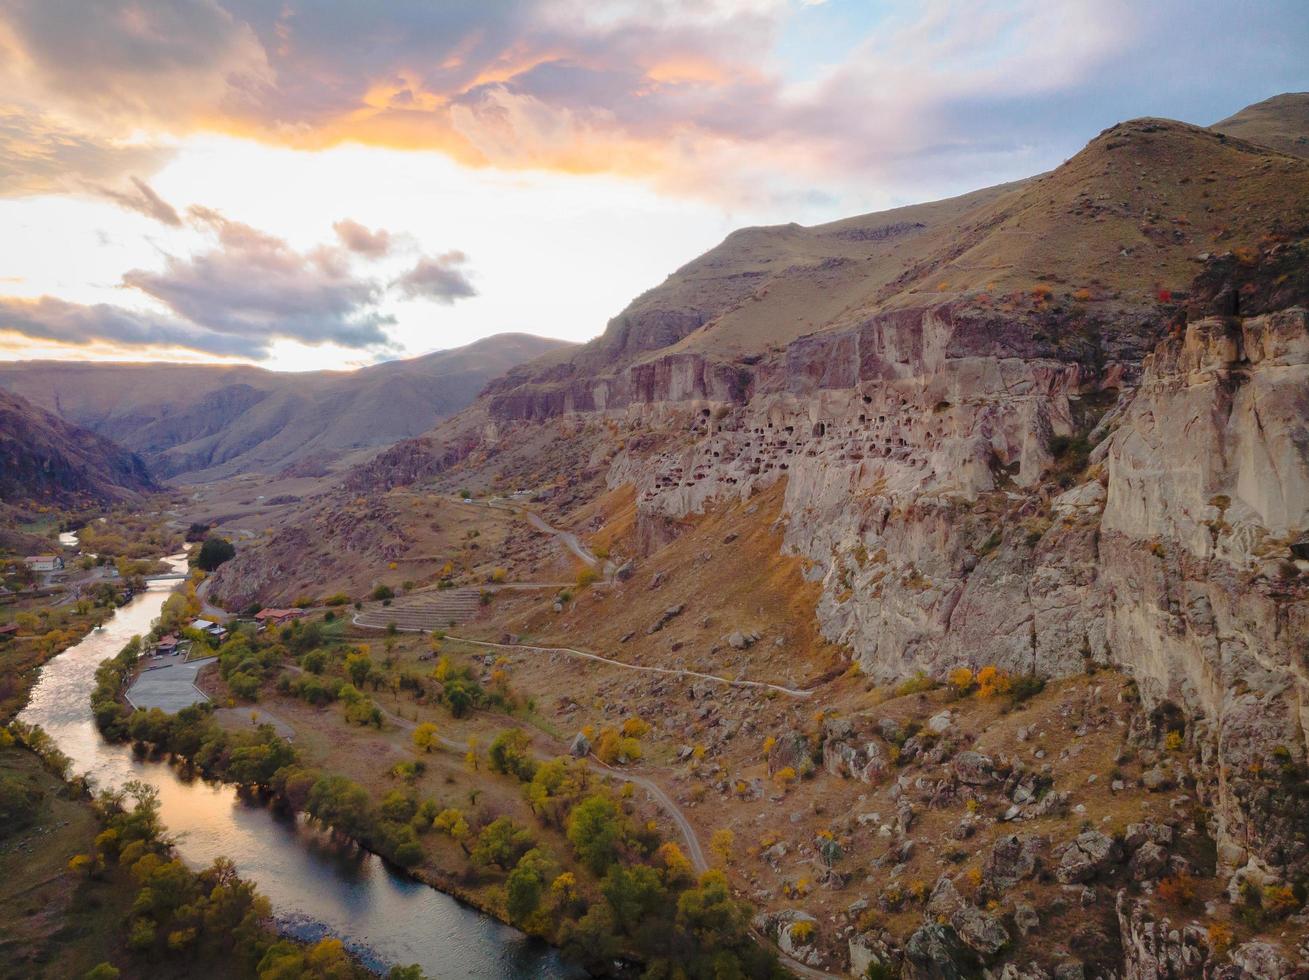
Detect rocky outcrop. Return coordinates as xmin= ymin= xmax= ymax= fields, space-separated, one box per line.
xmin=1115 ymin=891 xmax=1209 ymax=980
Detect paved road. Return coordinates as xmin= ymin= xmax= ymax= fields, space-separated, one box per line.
xmin=195 ymin=576 xmax=231 ymax=623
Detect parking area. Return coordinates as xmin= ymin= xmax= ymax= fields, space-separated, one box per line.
xmin=124 ymin=657 xmax=216 ymax=713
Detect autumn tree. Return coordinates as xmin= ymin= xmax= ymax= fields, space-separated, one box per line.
xmin=412 ymin=723 xmax=440 ymax=753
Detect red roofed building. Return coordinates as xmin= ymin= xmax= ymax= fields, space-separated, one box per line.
xmin=254 ymin=608 xmax=304 ymax=628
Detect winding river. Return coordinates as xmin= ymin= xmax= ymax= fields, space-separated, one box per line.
xmin=18 ymin=556 xmax=579 ymax=978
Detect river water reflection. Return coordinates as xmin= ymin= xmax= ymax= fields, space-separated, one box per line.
xmin=18 ymin=558 xmax=579 ymax=978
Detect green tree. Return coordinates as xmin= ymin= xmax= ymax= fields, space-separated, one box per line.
xmin=345 ymin=652 xmax=373 ymax=688
xmin=471 ymin=817 xmax=533 ymax=870
xmin=566 ymin=795 xmax=622 ymax=875
xmin=602 ymin=863 xmax=668 ymax=935
xmin=488 ymin=729 xmax=537 ymax=781
xmin=505 ymin=848 xmax=554 ymax=924
xmin=196 ymin=536 xmax=236 ymax=572
xmin=306 ymin=775 xmax=372 ymax=838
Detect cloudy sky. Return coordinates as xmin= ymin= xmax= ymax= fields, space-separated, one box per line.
xmin=0 ymin=1 xmax=1305 ymax=371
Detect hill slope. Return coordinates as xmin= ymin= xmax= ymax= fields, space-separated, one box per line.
xmin=484 ymin=106 xmax=1309 ymax=419
xmin=1212 ymin=90 xmax=1309 ymax=158
xmin=0 ymin=389 xmax=155 ymax=506
xmin=0 ymin=333 xmax=573 ymax=482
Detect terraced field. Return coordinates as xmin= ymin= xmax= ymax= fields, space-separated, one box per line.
xmin=353 ymin=587 xmax=486 ymax=630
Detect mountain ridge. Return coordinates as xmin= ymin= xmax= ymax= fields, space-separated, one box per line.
xmin=0 ymin=332 xmax=574 ymax=482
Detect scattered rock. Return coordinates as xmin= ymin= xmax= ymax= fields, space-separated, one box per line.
xmin=903 ymin=922 xmax=975 ymax=980
xmin=646 ymin=603 xmax=684 ymax=634
xmin=985 ymin=834 xmax=1046 ymax=890
xmin=1129 ymin=841 xmax=1168 ymax=881
xmin=1056 ymin=831 xmax=1121 ymax=884
xmin=950 ymin=905 xmax=1010 ymax=957
xmin=568 ymin=732 xmax=591 ymax=758
xmin=1013 ymin=902 xmax=1039 ymax=937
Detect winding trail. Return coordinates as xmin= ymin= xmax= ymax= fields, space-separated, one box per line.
xmin=456 ymin=496 xmax=609 ymax=577
xmin=439 ymin=634 xmax=813 ymax=700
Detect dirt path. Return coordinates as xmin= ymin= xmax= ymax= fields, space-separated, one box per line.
xmin=354 ymin=615 xmax=815 ymax=700
xmin=456 ymin=496 xmax=608 ymax=575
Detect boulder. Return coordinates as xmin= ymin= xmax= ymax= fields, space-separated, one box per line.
xmin=1056 ymin=831 xmax=1121 ymax=884
xmin=1141 ymin=767 xmax=1173 ymax=792
xmin=568 ymin=732 xmax=591 ymax=758
xmin=950 ymin=904 xmax=1010 ymax=957
xmin=926 ymin=876 xmax=964 ymax=917
xmin=952 ymin=750 xmax=996 ymax=786
xmin=903 ymin=923 xmax=975 ymax=980
xmin=927 ymin=710 xmax=953 ymax=734
xmin=984 ymin=834 xmax=1046 ymax=891
xmin=1227 ymin=940 xmax=1297 ymax=980
xmin=646 ymin=603 xmax=684 ymax=634
xmin=1129 ymin=841 xmax=1168 ymax=881
xmin=726 ymin=629 xmax=758 ymax=649
xmin=1013 ymin=902 xmax=1039 ymax=937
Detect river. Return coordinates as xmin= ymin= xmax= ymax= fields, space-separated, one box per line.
xmin=18 ymin=555 xmax=579 ymax=978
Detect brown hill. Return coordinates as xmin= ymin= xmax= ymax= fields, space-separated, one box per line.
xmin=1212 ymin=91 xmax=1309 ymax=158
xmin=484 ymin=98 xmax=1309 ymax=419
xmin=0 ymin=389 xmax=155 ymax=506
xmin=0 ymin=333 xmax=573 ymax=482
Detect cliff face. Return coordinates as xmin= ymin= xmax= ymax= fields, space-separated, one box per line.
xmin=604 ymin=268 xmax=1308 ymax=888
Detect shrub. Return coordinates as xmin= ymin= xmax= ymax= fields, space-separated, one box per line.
xmin=1008 ymin=673 xmax=1045 ymax=705
xmin=894 ymin=672 xmax=937 ymax=697
xmin=576 ymin=567 xmax=600 ymax=588
xmin=1207 ymin=922 xmax=1233 ymax=956
xmin=947 ymin=667 xmax=975 ymax=696
xmin=789 ymin=920 xmax=815 ymax=945
xmin=412 ymin=722 xmax=440 ymax=753
xmin=976 ymin=665 xmax=1011 ymax=699
xmin=1158 ymin=872 xmax=1197 ymax=908
xmin=371 ymin=584 xmax=395 ymax=601
xmin=471 ymin=817 xmax=533 ymax=870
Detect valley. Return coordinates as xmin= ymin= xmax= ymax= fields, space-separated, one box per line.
xmin=1 ymin=91 xmax=1307 ymax=980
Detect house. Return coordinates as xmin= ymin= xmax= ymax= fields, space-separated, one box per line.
xmin=25 ymin=555 xmax=64 ymax=573
xmin=0 ymin=623 xmax=18 ymax=641
xmin=190 ymin=618 xmax=228 ymax=641
xmin=156 ymin=634 xmax=180 ymax=655
xmin=254 ymin=608 xmax=304 ymax=629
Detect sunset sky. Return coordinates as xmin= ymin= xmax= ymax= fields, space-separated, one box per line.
xmin=1 ymin=0 xmax=1306 ymax=371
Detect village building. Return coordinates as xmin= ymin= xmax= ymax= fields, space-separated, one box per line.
xmin=254 ymin=608 xmax=304 ymax=629
xmin=24 ymin=555 xmax=65 ymax=573
xmin=191 ymin=618 xmax=228 ymax=641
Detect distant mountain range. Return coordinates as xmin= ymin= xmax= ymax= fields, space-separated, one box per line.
xmin=0 ymin=332 xmax=574 ymax=482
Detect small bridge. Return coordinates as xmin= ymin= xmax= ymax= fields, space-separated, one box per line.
xmin=145 ymin=573 xmax=188 ymax=582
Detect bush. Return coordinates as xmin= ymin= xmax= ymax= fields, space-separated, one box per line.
xmin=371 ymin=584 xmax=395 ymax=602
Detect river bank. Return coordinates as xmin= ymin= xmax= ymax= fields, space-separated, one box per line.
xmin=18 ymin=557 xmax=579 ymax=978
